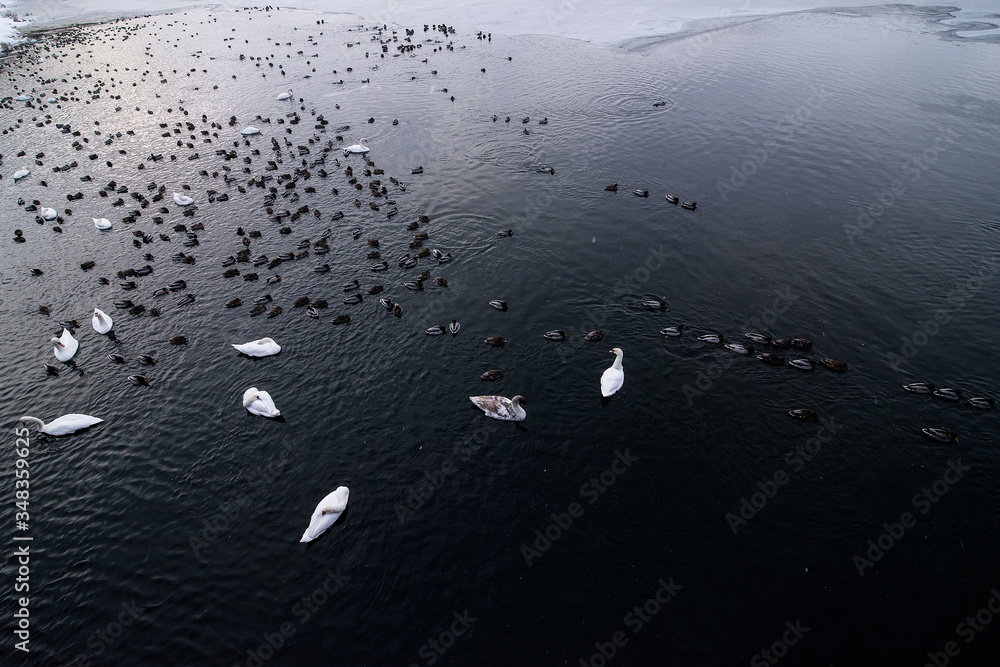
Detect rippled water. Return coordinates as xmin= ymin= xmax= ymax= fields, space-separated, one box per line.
xmin=2 ymin=5 xmax=999 ymax=666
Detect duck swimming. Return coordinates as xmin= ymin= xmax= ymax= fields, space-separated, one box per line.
xmin=758 ymin=353 xmax=784 ymax=366
xmin=820 ymin=358 xmax=848 ymax=371
xmin=425 ymin=325 xmax=446 ymax=336
xmin=585 ymin=330 xmax=605 ymax=341
xmin=92 ymin=308 xmax=113 ymax=335
xmin=449 ymin=320 xmax=461 ymax=336
xmin=601 ymin=348 xmax=625 ymax=397
xmin=300 ymin=486 xmax=350 ymax=543
xmin=968 ymin=397 xmax=994 ymax=409
xmin=933 ymin=387 xmax=963 ymax=401
xmin=725 ymin=343 xmax=751 ymax=355
xmin=789 ymin=358 xmax=815 ymax=370
xmin=51 ymin=328 xmax=79 ymax=362
xmin=19 ymin=414 xmax=103 ymax=436
xmin=484 ymin=336 xmax=506 ymax=347
xmin=922 ymin=428 xmax=957 ymax=443
xmin=789 ymin=408 xmax=818 ymax=422
xmin=698 ymin=333 xmax=723 ymax=343
xmin=242 ymin=387 xmax=281 ymax=418
xmin=489 ymin=300 xmax=509 ymax=312
xmin=469 ymin=395 xmax=526 ymax=421
xmin=232 ymin=337 xmax=281 ymax=357
xmin=481 ymin=369 xmax=502 ymax=381
xmin=903 ymin=382 xmax=935 ymax=394
xmin=544 ymin=330 xmax=567 ymax=340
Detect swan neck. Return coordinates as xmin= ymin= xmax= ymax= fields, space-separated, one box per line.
xmin=20 ymin=416 xmax=44 ymax=430
xmin=243 ymin=394 xmax=258 ymax=408
xmin=613 ymin=351 xmax=623 ymax=370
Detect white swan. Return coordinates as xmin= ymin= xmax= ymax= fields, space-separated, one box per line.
xmin=13 ymin=167 xmax=30 ymax=181
xmin=92 ymin=308 xmax=113 ymax=335
xmin=19 ymin=414 xmax=103 ymax=436
xmin=240 ymin=125 xmax=261 ymax=136
xmin=40 ymin=206 xmax=57 ymax=220
xmin=14 ymin=94 xmax=32 ymax=102
xmin=277 ymin=88 xmax=292 ymax=100
xmin=51 ymin=328 xmax=79 ymax=362
xmin=343 ymin=138 xmax=370 ymax=154
xmin=300 ymin=486 xmax=350 ymax=543
xmin=173 ymin=192 xmax=194 ymax=206
xmin=47 ymin=97 xmax=57 ymax=104
xmin=232 ymin=337 xmax=281 ymax=357
xmin=94 ymin=217 xmax=112 ymax=230
xmin=601 ymin=347 xmax=625 ymax=397
xmin=242 ymin=387 xmax=281 ymax=418
xmin=469 ymin=395 xmax=527 ymax=421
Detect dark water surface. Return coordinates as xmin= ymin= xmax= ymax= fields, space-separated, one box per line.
xmin=1 ymin=5 xmax=999 ymax=666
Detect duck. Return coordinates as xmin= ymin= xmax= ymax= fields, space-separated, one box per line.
xmin=94 ymin=217 xmax=113 ymax=230
xmin=481 ymin=369 xmax=502 ymax=381
xmin=19 ymin=414 xmax=103 ymax=436
xmin=489 ymin=299 xmax=509 ymax=312
xmin=544 ymin=330 xmax=567 ymax=340
xmin=343 ymin=138 xmax=370 ymax=154
xmin=605 ymin=184 xmax=618 ymax=192
xmin=128 ymin=375 xmax=149 ymax=386
xmin=242 ymin=387 xmax=281 ymax=418
xmin=789 ymin=358 xmax=815 ymax=370
xmin=789 ymin=408 xmax=818 ymax=422
xmin=632 ymin=189 xmax=649 ymax=197
xmin=757 ymin=353 xmax=784 ymax=365
xmin=585 ymin=330 xmax=605 ymax=341
xmin=680 ymin=201 xmax=697 ymax=210
xmin=922 ymin=428 xmax=957 ymax=444
xmin=744 ymin=332 xmax=770 ymax=345
xmin=601 ymin=348 xmax=625 ymax=397
xmin=232 ymin=337 xmax=281 ymax=357
xmin=425 ymin=325 xmax=447 ymax=336
xmin=92 ymin=308 xmax=113 ymax=335
xmin=277 ymin=88 xmax=293 ymax=101
xmin=724 ymin=343 xmax=751 ymax=355
xmin=484 ymin=336 xmax=506 ymax=347
xmin=51 ymin=328 xmax=79 ymax=362
xmin=469 ymin=395 xmax=527 ymax=421
xmin=968 ymin=397 xmax=995 ymax=409
xmin=664 ymin=194 xmax=679 ymax=204
xmin=903 ymin=382 xmax=935 ymax=394
xmin=933 ymin=387 xmax=963 ymax=401
xmin=331 ymin=314 xmax=350 ymax=325
xmin=660 ymin=326 xmax=685 ymax=337
xmin=697 ymin=333 xmax=723 ymax=343
xmin=641 ymin=299 xmax=665 ymax=310
xmin=820 ymin=358 xmax=848 ymax=371
xmin=448 ymin=320 xmax=461 ymax=335
xmin=138 ymin=354 xmax=156 ymax=366
xmin=300 ymin=486 xmax=350 ymax=543
xmin=173 ymin=192 xmax=194 ymax=206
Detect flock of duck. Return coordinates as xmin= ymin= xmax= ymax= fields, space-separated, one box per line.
xmin=5 ymin=10 xmax=991 ymax=547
